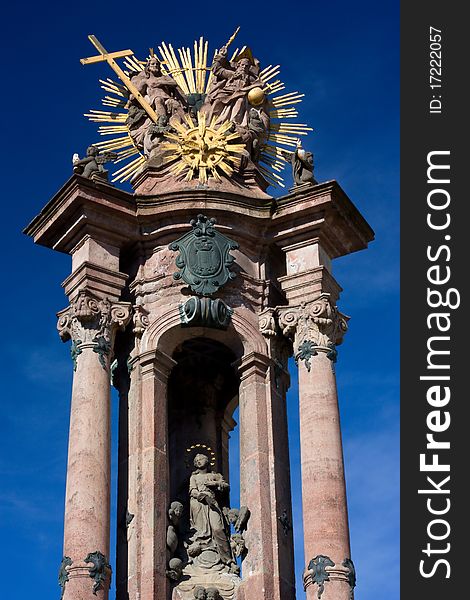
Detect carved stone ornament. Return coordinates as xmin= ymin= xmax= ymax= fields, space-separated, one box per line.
xmin=342 ymin=558 xmax=356 ymax=599
xmin=58 ymin=556 xmax=73 ymax=599
xmin=57 ymin=291 xmax=132 ymax=371
xmin=169 ymin=215 xmax=239 ymax=296
xmin=180 ymin=296 xmax=233 ymax=329
xmin=305 ymin=555 xmax=335 ymax=598
xmin=84 ymin=550 xmax=112 ymax=595
xmin=277 ymin=294 xmax=349 ymax=370
xmin=258 ymin=308 xmax=278 ymax=338
xmin=133 ymin=304 xmax=150 ymax=337
xmin=278 ymin=509 xmax=292 ymax=536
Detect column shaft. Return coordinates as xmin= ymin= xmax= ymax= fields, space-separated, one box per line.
xmin=238 ymin=352 xmax=295 ymax=600
xmin=298 ymin=352 xmax=351 ymax=600
xmin=63 ymin=347 xmax=111 ymax=600
xmin=134 ymin=350 xmax=174 ymax=600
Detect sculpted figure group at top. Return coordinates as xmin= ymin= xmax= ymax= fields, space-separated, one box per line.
xmin=124 ymin=44 xmax=270 ymax=168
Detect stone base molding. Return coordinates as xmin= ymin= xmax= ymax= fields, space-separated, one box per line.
xmin=59 ymin=552 xmax=112 ymax=599
xmin=303 ymin=556 xmax=356 ymax=599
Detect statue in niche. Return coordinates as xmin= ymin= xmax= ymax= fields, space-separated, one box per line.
xmin=193 ymin=586 xmax=207 ymax=599
xmin=192 ymin=586 xmax=221 ymax=600
xmin=167 ymin=500 xmax=184 ymax=554
xmin=224 ymin=506 xmax=250 ymax=533
xmin=202 ymin=46 xmax=266 ymax=127
xmin=167 ymin=557 xmax=184 ymax=581
xmin=72 ymin=145 xmax=117 ymax=180
xmin=187 ymin=453 xmax=238 ymax=573
xmin=229 ymin=534 xmax=246 ymax=560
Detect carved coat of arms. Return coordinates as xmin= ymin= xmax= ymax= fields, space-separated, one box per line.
xmin=169 ymin=214 xmax=239 ymax=296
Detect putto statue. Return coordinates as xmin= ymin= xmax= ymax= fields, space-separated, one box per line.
xmin=290 ymin=139 xmax=317 ymax=186
xmin=81 ymin=29 xmax=312 ymax=189
xmin=72 ymin=145 xmax=117 ymax=181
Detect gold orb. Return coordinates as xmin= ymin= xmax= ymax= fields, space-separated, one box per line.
xmin=248 ymin=87 xmax=265 ymax=107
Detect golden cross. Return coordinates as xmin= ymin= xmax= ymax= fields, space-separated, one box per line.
xmin=80 ymin=35 xmax=159 ymax=123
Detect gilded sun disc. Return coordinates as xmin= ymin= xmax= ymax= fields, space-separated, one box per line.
xmin=163 ymin=116 xmax=244 ymax=184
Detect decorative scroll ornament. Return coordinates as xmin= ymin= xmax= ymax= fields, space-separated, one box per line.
xmin=132 ymin=305 xmax=150 ymax=338
xmin=258 ymin=307 xmax=291 ymax=392
xmin=342 ymin=558 xmax=356 ymax=599
xmin=58 ymin=556 xmax=73 ymax=599
xmin=258 ymin=308 xmax=277 ymax=338
xmin=305 ymin=555 xmax=335 ymax=598
xmin=57 ymin=291 xmax=132 ymax=371
xmin=84 ymin=551 xmax=112 ymax=595
xmin=277 ymin=294 xmax=349 ymax=370
xmin=169 ymin=215 xmax=239 ymax=296
xmin=180 ymin=296 xmax=232 ymax=329
xmin=278 ymin=509 xmax=292 ymax=536
xmin=80 ymin=29 xmax=312 ymax=187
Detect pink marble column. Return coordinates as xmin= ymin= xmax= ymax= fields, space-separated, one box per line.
xmin=57 ymin=292 xmax=131 ymax=600
xmin=128 ymin=348 xmax=175 ymax=600
xmin=238 ymin=348 xmax=295 ymax=600
xmin=278 ymin=295 xmax=355 ymax=600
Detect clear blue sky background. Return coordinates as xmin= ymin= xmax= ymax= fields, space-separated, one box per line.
xmin=0 ymin=1 xmax=399 ymax=599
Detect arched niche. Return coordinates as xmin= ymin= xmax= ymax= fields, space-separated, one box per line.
xmin=167 ymin=337 xmax=240 ymax=509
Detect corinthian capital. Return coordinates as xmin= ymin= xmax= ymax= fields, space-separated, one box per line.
xmin=57 ymin=290 xmax=132 ymax=370
xmin=277 ymin=294 xmax=349 ymax=370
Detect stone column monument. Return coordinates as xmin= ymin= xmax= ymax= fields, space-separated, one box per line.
xmin=25 ymin=30 xmax=373 ymax=600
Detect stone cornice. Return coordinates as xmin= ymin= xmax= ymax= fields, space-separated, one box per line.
xmin=24 ymin=177 xmax=374 ymax=262
xmin=272 ymin=180 xmax=375 ymax=259
xmin=23 ymin=174 xmax=137 ymax=253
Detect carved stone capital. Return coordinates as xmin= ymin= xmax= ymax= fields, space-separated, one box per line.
xmin=276 ymin=294 xmax=349 ymax=370
xmin=57 ymin=290 xmax=132 ymax=370
xmin=259 ymin=308 xmax=291 ymax=392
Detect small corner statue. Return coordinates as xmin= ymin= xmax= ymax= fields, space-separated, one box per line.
xmin=282 ymin=138 xmax=317 ymax=187
xmin=72 ymin=145 xmax=117 ymax=182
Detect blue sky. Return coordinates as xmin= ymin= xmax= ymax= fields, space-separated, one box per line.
xmin=0 ymin=1 xmax=398 ymax=598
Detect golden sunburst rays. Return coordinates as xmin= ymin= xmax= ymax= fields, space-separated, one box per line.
xmin=162 ymin=112 xmax=245 ymax=185
xmin=83 ymin=69 xmax=144 ymax=183
xmin=158 ymin=36 xmax=210 ymax=95
xmin=256 ymin=67 xmax=313 ymax=188
xmin=83 ymin=33 xmax=312 ymax=186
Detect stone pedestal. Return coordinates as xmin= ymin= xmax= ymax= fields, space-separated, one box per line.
xmin=25 ymin=174 xmax=373 ymax=600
